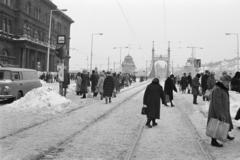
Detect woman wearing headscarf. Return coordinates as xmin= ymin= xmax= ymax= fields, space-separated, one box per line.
xmin=143 ymin=78 xmax=166 ymax=128
xmin=207 ymin=79 xmax=234 ymax=147
xmin=96 ymin=72 xmax=105 ymax=100
xmin=75 ymin=72 xmax=82 ymax=95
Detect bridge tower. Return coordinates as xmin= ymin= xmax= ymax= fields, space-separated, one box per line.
xmin=149 ymin=41 xmax=171 ymax=78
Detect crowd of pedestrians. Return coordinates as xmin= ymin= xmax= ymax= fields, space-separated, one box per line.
xmin=143 ymin=70 xmax=240 ymax=148
xmin=74 ymin=69 xmax=136 ymax=104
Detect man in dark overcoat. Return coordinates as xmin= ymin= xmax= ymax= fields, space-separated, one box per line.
xmin=80 ymin=69 xmax=89 ymax=99
xmin=207 ymin=81 xmax=234 ymax=147
xmin=90 ymin=70 xmax=99 ymax=97
xmin=180 ymin=73 xmax=188 ymax=93
xmin=164 ymin=74 xmax=177 ymax=107
xmin=103 ymin=72 xmax=114 ymax=104
xmin=143 ymin=78 xmax=166 ymax=128
xmin=192 ymin=73 xmax=201 ymax=104
xmin=201 ymin=70 xmax=210 ymax=101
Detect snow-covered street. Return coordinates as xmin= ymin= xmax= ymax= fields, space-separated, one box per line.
xmin=0 ymin=81 xmax=239 ymax=160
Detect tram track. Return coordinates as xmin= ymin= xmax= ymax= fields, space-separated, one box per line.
xmin=124 ymin=95 xmax=215 ymax=160
xmin=35 ymin=83 xmax=147 ymax=160
xmin=0 ymin=81 xmax=149 ymax=140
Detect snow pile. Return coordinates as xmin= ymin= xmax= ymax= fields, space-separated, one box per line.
xmin=3 ymin=86 xmax=71 ymax=115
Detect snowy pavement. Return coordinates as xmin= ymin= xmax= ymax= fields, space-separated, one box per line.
xmin=175 ymin=92 xmax=240 ymax=160
xmin=0 ymin=81 xmax=148 ymax=160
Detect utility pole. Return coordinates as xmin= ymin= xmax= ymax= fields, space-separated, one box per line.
xmin=108 ymin=56 xmax=110 ymax=71
xmin=167 ymin=41 xmax=171 ymax=77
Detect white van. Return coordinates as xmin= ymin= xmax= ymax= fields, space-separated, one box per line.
xmin=0 ymin=67 xmax=42 ymax=102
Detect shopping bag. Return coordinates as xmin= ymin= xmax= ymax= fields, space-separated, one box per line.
xmin=206 ymin=118 xmax=230 ymax=141
xmin=165 ymin=94 xmax=170 ymax=103
xmin=235 ymin=108 xmax=240 ymax=120
xmin=141 ymin=106 xmax=148 ymax=115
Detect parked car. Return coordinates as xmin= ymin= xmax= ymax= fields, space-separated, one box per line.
xmin=0 ymin=67 xmax=42 ymax=103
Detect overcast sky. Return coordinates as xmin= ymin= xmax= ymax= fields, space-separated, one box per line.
xmin=52 ymin=0 xmax=240 ymax=71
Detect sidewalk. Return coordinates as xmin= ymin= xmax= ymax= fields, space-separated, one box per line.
xmin=175 ymin=93 xmax=240 ymax=160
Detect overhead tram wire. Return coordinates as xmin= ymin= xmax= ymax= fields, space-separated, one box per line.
xmin=115 ymin=0 xmax=137 ymax=39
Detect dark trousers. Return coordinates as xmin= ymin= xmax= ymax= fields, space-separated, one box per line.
xmin=193 ymin=95 xmax=197 ymax=104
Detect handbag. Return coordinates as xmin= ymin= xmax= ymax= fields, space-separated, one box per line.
xmin=165 ymin=94 xmax=170 ymax=103
xmin=206 ymin=118 xmax=230 ymax=141
xmin=235 ymin=108 xmax=240 ymax=120
xmin=141 ymin=106 xmax=148 ymax=115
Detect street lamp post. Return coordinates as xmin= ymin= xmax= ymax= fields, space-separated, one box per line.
xmin=225 ymin=33 xmax=239 ymax=71
xmin=47 ymin=9 xmax=67 ymax=72
xmin=90 ymin=33 xmax=103 ymax=72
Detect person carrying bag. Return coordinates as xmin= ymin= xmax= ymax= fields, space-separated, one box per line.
xmin=206 ymin=80 xmax=234 ymax=147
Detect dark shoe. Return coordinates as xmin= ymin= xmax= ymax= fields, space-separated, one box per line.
xmin=152 ymin=122 xmax=158 ymax=126
xmin=227 ymin=135 xmax=235 ymax=140
xmin=171 ymin=104 xmax=175 ymax=107
xmin=193 ymin=102 xmax=198 ymax=104
xmin=211 ymin=139 xmax=223 ymax=147
xmin=238 ymin=127 xmax=240 ymax=130
xmin=146 ymin=124 xmax=152 ymax=128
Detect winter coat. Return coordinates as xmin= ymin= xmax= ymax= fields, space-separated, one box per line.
xmin=192 ymin=76 xmax=200 ymax=96
xmin=80 ymin=73 xmax=89 ymax=94
xmin=103 ymin=75 xmax=114 ymax=97
xmin=75 ymin=75 xmax=82 ymax=92
xmin=201 ymin=74 xmax=209 ymax=91
xmin=90 ymin=73 xmax=99 ymax=93
xmin=62 ymin=71 xmax=70 ymax=88
xmin=97 ymin=75 xmax=105 ymax=94
xmin=231 ymin=77 xmax=240 ymax=93
xmin=207 ymin=82 xmax=233 ymax=131
xmin=143 ymin=82 xmax=165 ymax=119
xmin=180 ymin=76 xmax=188 ymax=90
xmin=164 ymin=77 xmax=177 ymax=101
xmin=187 ymin=75 xmax=192 ymax=86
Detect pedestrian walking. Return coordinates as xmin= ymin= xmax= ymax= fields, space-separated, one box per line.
xmin=143 ymin=78 xmax=166 ymax=128
xmin=103 ymin=72 xmax=114 ymax=104
xmin=207 ymin=80 xmax=234 ymax=147
xmin=90 ymin=70 xmax=99 ymax=97
xmin=75 ymin=72 xmax=82 ymax=95
xmin=230 ymin=71 xmax=240 ymax=93
xmin=62 ymin=69 xmax=70 ymax=97
xmin=201 ymin=70 xmax=210 ymax=101
xmin=180 ymin=73 xmax=188 ymax=93
xmin=80 ymin=69 xmax=89 ymax=99
xmin=192 ymin=73 xmax=201 ymax=104
xmin=187 ymin=72 xmax=192 ymax=94
xmin=96 ymin=72 xmax=105 ymax=100
xmin=164 ymin=74 xmax=177 ymax=107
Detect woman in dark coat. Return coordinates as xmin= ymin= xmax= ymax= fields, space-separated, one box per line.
xmin=103 ymin=72 xmax=114 ymax=104
xmin=80 ymin=70 xmax=89 ymax=99
xmin=207 ymin=81 xmax=234 ymax=147
xmin=231 ymin=71 xmax=240 ymax=93
xmin=192 ymin=73 xmax=201 ymax=104
xmin=143 ymin=78 xmax=166 ymax=128
xmin=164 ymin=74 xmax=177 ymax=107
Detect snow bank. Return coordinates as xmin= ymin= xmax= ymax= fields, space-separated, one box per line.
xmin=2 ymin=86 xmax=71 ymax=115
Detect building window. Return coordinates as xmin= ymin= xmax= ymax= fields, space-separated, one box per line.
xmin=26 ymin=2 xmax=31 ymax=15
xmin=0 ymin=49 xmax=9 ymax=65
xmin=2 ymin=0 xmax=11 ymax=7
xmin=7 ymin=19 xmax=11 ymax=33
xmin=3 ymin=18 xmax=7 ymax=32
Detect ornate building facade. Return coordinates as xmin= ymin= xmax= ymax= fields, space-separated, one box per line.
xmin=0 ymin=0 xmax=73 ymax=71
xmin=122 ymin=54 xmax=136 ymax=74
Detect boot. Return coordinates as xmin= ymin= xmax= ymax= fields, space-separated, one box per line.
xmin=109 ymin=97 xmax=112 ymax=103
xmin=211 ymin=138 xmax=223 ymax=147
xmin=152 ymin=119 xmax=157 ymax=126
xmin=146 ymin=119 xmax=152 ymax=128
xmin=227 ymin=134 xmax=235 ymax=140
xmin=105 ymin=97 xmax=108 ymax=104
xmin=81 ymin=94 xmax=86 ymax=99
xmin=170 ymin=101 xmax=175 ymax=107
